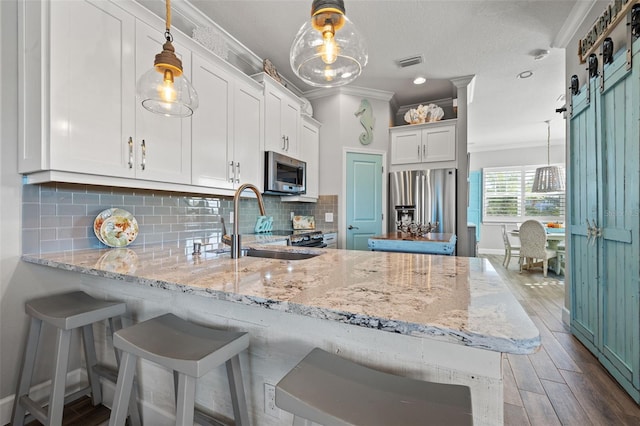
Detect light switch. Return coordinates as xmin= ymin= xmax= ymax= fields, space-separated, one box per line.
xmin=325 ymin=212 xmax=334 ymax=222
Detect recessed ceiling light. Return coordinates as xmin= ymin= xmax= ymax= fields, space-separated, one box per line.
xmin=517 ymin=70 xmax=533 ymax=79
xmin=532 ymin=49 xmax=550 ymax=60
xmin=413 ymin=76 xmax=426 ymax=85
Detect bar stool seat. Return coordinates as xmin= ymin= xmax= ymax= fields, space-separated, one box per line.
xmin=276 ymin=348 xmax=473 ymax=426
xmin=11 ymin=291 xmax=139 ymax=426
xmin=108 ymin=313 xmax=250 ymax=426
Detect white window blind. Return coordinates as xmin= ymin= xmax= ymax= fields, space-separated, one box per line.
xmin=483 ymin=165 xmax=565 ymax=222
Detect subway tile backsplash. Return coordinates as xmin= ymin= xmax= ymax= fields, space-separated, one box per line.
xmin=22 ymin=183 xmax=338 ymax=254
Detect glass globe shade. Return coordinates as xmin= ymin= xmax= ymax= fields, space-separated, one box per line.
xmin=137 ymin=67 xmax=199 ymax=117
xmin=290 ymin=14 xmax=367 ymax=87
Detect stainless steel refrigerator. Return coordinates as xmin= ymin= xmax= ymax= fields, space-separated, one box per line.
xmin=388 ymin=168 xmax=457 ymax=235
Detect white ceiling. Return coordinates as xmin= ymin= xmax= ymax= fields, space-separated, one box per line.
xmin=148 ymin=0 xmax=597 ymax=151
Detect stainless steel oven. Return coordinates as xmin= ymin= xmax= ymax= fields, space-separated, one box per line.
xmin=264 ymin=151 xmax=306 ymax=195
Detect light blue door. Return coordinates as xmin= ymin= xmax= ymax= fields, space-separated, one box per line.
xmin=346 ymin=152 xmax=383 ymax=250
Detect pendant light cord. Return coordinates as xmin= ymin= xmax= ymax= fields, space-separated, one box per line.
xmin=546 ymin=120 xmax=551 ymax=165
xmin=164 ymin=0 xmax=172 ymax=41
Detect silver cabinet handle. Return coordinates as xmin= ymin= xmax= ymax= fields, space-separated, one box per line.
xmin=348 ymin=225 xmax=359 ymax=230
xmin=282 ymin=135 xmax=287 ymax=150
xmin=128 ymin=137 xmax=133 ymax=169
xmin=286 ymin=136 xmax=290 ymax=151
xmin=140 ymin=140 xmax=146 ymax=170
xmin=418 ymin=145 xmax=420 ymax=156
xmin=235 ymin=162 xmax=240 ymax=183
xmin=229 ymin=161 xmax=235 ymax=183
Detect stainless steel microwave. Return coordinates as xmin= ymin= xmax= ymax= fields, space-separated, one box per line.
xmin=264 ymin=151 xmax=306 ymax=195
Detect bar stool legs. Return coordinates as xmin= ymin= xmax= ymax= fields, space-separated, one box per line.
xmin=108 ymin=313 xmax=250 ymax=426
xmin=11 ymin=291 xmax=139 ymax=426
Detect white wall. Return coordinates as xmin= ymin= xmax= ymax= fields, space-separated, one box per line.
xmin=469 ymin=144 xmax=566 ymax=254
xmin=0 ymin=1 xmax=84 ymax=416
xmin=309 ymin=89 xmax=393 ymax=196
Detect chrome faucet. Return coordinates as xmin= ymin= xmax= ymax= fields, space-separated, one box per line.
xmin=228 ymin=183 xmax=266 ymax=258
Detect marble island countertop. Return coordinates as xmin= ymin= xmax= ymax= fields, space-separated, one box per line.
xmin=22 ymin=243 xmax=540 ymax=355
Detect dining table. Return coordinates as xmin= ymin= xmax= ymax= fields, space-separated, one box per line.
xmin=509 ymin=229 xmax=565 ymax=249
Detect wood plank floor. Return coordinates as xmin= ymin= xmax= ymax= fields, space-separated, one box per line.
xmin=22 ymin=254 xmax=640 ymax=425
xmin=487 ymin=254 xmax=640 ymax=426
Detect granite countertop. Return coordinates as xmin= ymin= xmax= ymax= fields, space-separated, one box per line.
xmin=22 ymin=243 xmax=540 ymax=355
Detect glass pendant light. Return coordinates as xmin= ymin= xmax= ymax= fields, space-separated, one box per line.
xmin=137 ymin=0 xmax=198 ymax=117
xmin=290 ymin=0 xmax=368 ymax=87
xmin=532 ymin=121 xmax=565 ymax=193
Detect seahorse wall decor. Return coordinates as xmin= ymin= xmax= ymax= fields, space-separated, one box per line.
xmin=354 ymin=98 xmax=375 ymax=145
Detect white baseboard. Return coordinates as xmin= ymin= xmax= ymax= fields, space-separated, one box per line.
xmin=1 ymin=368 xmax=176 ymax=426
xmin=562 ymin=307 xmax=571 ymax=326
xmin=0 ymin=368 xmax=84 ymax=425
xmin=478 ymin=248 xmax=504 ymax=255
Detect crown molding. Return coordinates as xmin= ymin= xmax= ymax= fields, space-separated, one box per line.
xmin=552 ymin=0 xmax=598 ymax=48
xmin=303 ymin=85 xmax=395 ymax=102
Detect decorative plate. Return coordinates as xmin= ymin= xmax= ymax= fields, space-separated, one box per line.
xmin=93 ymin=208 xmax=139 ymax=247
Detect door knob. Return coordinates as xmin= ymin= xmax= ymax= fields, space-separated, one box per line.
xmin=348 ymin=225 xmax=359 ymax=230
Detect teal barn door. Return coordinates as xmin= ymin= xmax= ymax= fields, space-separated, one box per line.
xmin=569 ymin=39 xmax=640 ymax=402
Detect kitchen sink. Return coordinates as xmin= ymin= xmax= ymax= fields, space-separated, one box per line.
xmin=244 ymin=248 xmax=321 ymax=260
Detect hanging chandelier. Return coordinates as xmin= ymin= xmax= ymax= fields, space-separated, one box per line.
xmin=137 ymin=0 xmax=198 ymax=117
xmin=290 ymin=0 xmax=368 ymax=87
xmin=532 ymin=120 xmax=565 ymax=193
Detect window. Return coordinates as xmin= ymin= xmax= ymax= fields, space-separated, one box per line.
xmin=482 ymin=165 xmax=565 ymax=222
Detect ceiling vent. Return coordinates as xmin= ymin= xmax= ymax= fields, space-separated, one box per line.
xmin=395 ymin=55 xmax=424 ymax=68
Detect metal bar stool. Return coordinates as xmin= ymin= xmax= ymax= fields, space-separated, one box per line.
xmin=108 ymin=313 xmax=250 ymax=426
xmin=11 ymin=291 xmax=141 ymax=426
xmin=276 ymin=348 xmax=473 ymax=426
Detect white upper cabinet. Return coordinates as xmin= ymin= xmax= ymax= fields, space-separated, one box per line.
xmin=390 ymin=120 xmax=457 ymax=165
xmin=255 ymin=73 xmax=301 ymax=157
xmin=134 ymin=20 xmax=191 ymax=184
xmin=191 ymin=53 xmax=234 ymax=189
xmin=232 ymin=79 xmax=263 ymax=189
xmin=191 ymin=53 xmax=263 ymax=190
xmin=20 ymin=0 xmax=191 ymax=185
xmin=300 ymin=116 xmax=321 ymax=199
xmin=21 ymin=0 xmax=136 ymax=177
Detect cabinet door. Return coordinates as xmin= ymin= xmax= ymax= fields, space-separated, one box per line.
xmin=569 ymin=81 xmax=600 ymax=348
xmin=597 ymin=52 xmax=639 ymax=389
xmin=281 ymin=97 xmax=300 ymax=156
xmin=264 ymin=86 xmax=300 ymax=156
xmin=232 ymin=79 xmax=263 ymax=188
xmin=48 ymin=0 xmax=135 ymax=177
xmin=422 ymin=125 xmax=456 ymax=162
xmin=301 ymin=118 xmax=320 ymax=198
xmin=134 ymin=20 xmax=191 ymax=184
xmin=191 ymin=53 xmax=233 ymax=189
xmin=390 ymin=129 xmax=421 ymax=164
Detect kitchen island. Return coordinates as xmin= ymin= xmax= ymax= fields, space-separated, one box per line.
xmin=368 ymin=232 xmax=457 ymax=255
xmin=22 ymin=243 xmax=539 ymax=425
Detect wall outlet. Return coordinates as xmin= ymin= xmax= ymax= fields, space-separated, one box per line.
xmin=290 ymin=211 xmax=295 ymax=220
xmin=264 ymin=383 xmax=279 ymax=418
xmin=229 ymin=212 xmax=234 ymax=224
xmin=325 ymin=212 xmax=334 ymax=222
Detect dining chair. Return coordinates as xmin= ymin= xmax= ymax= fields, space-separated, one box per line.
xmin=518 ymin=220 xmax=557 ymax=278
xmin=501 ymin=224 xmax=521 ymax=268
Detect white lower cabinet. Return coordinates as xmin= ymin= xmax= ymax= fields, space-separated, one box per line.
xmin=390 ymin=120 xmax=457 ymax=165
xmin=191 ymin=53 xmax=262 ymax=191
